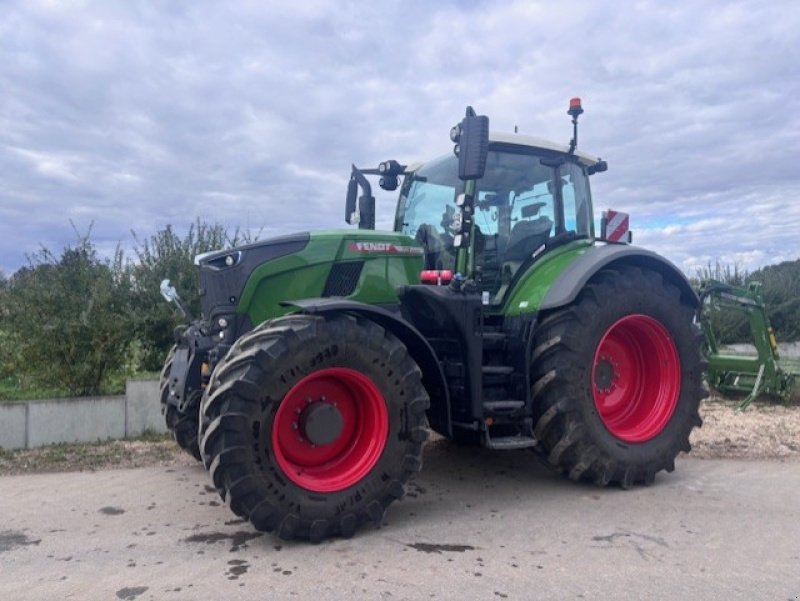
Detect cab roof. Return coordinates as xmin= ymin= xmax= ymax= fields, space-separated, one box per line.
xmin=489 ymin=131 xmax=600 ymax=167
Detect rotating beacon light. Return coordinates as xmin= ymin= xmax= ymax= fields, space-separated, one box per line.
xmin=567 ymin=97 xmax=583 ymax=155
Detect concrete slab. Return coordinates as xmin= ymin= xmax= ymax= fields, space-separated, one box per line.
xmin=0 ymin=402 xmax=26 ymax=450
xmin=0 ymin=450 xmax=799 ymax=600
xmin=125 ymin=379 xmax=167 ymax=436
xmin=26 ymin=396 xmax=125 ymax=447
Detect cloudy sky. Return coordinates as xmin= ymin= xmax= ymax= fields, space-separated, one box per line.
xmin=1 ymin=0 xmax=799 ymax=276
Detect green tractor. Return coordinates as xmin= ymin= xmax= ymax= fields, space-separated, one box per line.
xmin=159 ymin=100 xmax=705 ymax=542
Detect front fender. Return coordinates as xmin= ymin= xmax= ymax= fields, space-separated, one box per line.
xmin=283 ymin=298 xmax=452 ymax=437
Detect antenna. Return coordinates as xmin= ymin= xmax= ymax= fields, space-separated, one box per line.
xmin=567 ymin=97 xmax=583 ymax=154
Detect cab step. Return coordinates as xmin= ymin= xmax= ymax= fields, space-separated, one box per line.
xmin=484 ymin=434 xmax=537 ymax=450
xmin=481 ymin=365 xmax=514 ymax=376
xmin=482 ymin=331 xmax=508 ymax=350
xmin=482 ymin=399 xmax=525 ymax=414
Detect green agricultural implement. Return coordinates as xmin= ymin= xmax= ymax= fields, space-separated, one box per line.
xmin=698 ymin=279 xmax=798 ymax=410
xmin=159 ymin=100 xmax=705 ymax=542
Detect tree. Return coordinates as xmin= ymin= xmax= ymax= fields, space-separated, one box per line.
xmin=129 ymin=219 xmax=255 ymax=371
xmin=0 ymin=271 xmax=16 ymax=381
xmin=750 ymin=259 xmax=800 ymax=341
xmin=697 ymin=258 xmax=800 ymax=344
xmin=2 ymin=234 xmax=134 ymax=395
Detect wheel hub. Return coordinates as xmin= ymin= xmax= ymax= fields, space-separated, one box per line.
xmin=594 ymin=358 xmax=616 ymax=392
xmin=299 ymin=401 xmax=344 ymax=446
xmin=272 ymin=367 xmax=389 ymax=493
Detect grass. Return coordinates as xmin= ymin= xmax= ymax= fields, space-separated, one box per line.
xmin=0 ymin=377 xmax=74 ymax=402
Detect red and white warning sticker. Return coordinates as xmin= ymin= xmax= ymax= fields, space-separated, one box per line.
xmin=347 ymin=242 xmax=424 ymax=255
xmin=603 ymin=210 xmax=630 ymax=242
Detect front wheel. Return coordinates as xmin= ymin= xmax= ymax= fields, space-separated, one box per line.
xmin=530 ymin=266 xmax=705 ymax=487
xmin=199 ymin=313 xmax=429 ymax=542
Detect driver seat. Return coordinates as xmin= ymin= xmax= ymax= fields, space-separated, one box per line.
xmin=504 ymin=217 xmax=553 ymax=261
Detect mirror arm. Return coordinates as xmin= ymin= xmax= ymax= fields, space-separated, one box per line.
xmin=351 ymin=166 xmax=372 ymax=198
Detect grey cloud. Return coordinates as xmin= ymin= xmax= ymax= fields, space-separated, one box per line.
xmin=1 ymin=0 xmax=799 ymax=275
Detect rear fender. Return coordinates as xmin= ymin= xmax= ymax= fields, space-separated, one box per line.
xmin=540 ymin=245 xmax=699 ymax=311
xmin=283 ymin=298 xmax=452 ymax=437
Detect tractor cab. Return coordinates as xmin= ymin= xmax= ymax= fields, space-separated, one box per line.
xmin=395 ymin=135 xmax=601 ymax=303
xmin=347 ymin=100 xmax=610 ymax=307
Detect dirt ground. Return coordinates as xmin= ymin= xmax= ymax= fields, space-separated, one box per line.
xmin=0 ymin=435 xmax=195 ymax=476
xmin=1 ymin=396 xmax=799 ymax=475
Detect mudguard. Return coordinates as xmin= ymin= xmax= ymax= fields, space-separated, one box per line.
xmin=540 ymin=244 xmax=699 ymax=311
xmin=282 ymin=298 xmax=452 ymax=436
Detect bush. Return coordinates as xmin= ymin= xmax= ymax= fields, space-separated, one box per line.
xmin=753 ymin=260 xmax=800 ymax=341
xmin=0 ymin=273 xmax=16 ymax=381
xmin=0 ymin=220 xmax=262 ymax=397
xmin=1 ymin=234 xmax=133 ymax=396
xmin=129 ymin=219 xmax=256 ymax=371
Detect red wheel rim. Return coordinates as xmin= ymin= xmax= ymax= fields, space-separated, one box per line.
xmin=272 ymin=368 xmax=388 ymax=492
xmin=592 ymin=314 xmax=681 ymax=443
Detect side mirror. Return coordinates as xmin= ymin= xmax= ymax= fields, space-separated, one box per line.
xmin=160 ymin=279 xmax=178 ymax=303
xmin=358 ymin=194 xmax=375 ymax=230
xmin=160 ymin=278 xmax=192 ymax=321
xmin=345 ymin=178 xmax=358 ymax=224
xmin=344 ymin=165 xmax=376 ymax=229
xmin=451 ymin=107 xmax=489 ymax=181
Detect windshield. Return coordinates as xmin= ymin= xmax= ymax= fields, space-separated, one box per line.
xmin=396 ymin=149 xmax=594 ymax=299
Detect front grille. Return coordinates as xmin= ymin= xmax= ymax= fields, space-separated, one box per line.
xmin=322 ymin=261 xmax=364 ymax=297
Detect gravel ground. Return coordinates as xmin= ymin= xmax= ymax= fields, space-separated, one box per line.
xmin=1 ymin=397 xmax=799 ymax=475
xmin=690 ymin=396 xmax=800 ymax=459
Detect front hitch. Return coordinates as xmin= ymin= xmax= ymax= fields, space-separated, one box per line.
xmin=166 ymin=324 xmax=215 ymax=412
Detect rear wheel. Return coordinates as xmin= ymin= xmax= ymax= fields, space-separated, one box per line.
xmin=531 ymin=266 xmax=705 ymax=487
xmin=159 ymin=345 xmax=202 ymax=461
xmin=199 ymin=313 xmax=429 ymax=542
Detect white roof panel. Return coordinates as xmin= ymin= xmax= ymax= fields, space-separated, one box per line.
xmin=489 ymin=131 xmax=600 ymax=166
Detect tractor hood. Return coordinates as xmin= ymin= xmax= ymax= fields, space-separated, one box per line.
xmin=196 ymin=232 xmax=311 ymax=322
xmin=197 ymin=230 xmax=424 ymax=328
xmin=194 ymin=232 xmax=311 ymax=268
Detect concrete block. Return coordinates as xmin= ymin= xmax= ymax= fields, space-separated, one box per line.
xmin=125 ymin=379 xmax=167 ymax=436
xmin=0 ymin=402 xmax=27 ymax=450
xmin=27 ymin=396 xmax=126 ymax=447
